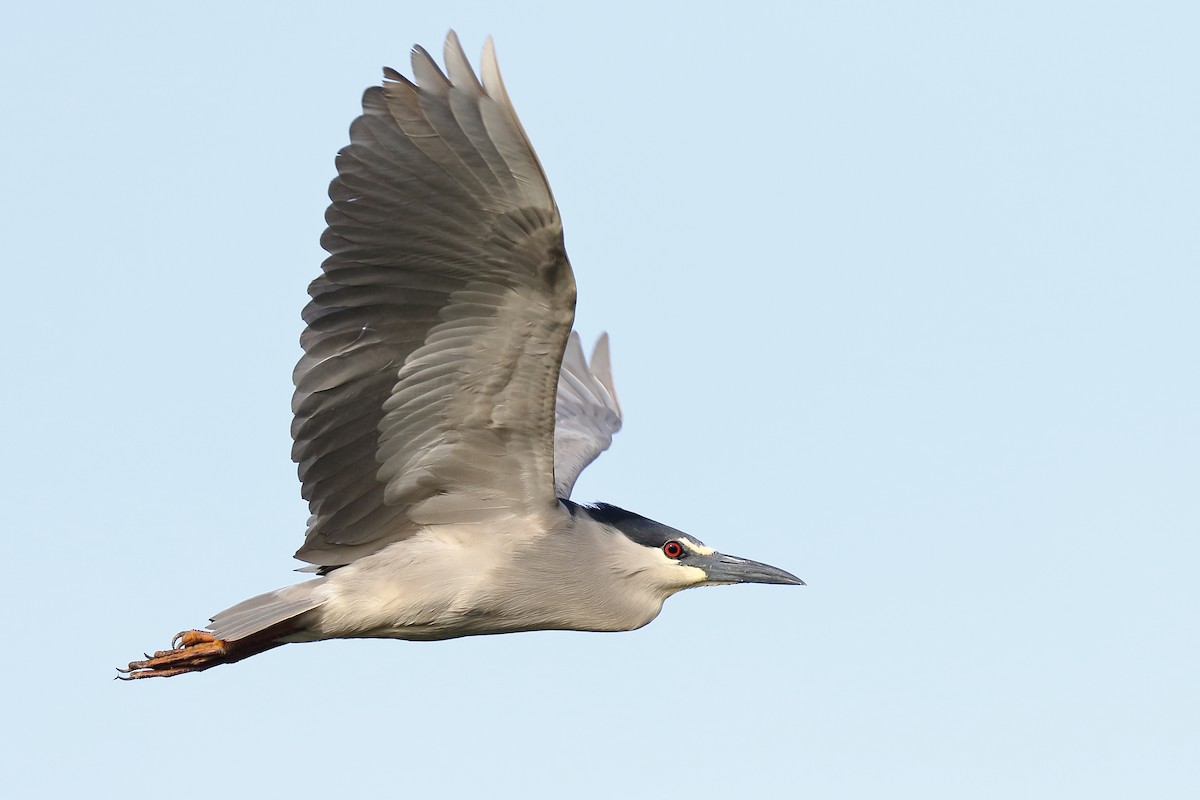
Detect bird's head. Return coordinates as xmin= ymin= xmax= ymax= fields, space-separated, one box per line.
xmin=585 ymin=503 xmax=804 ymax=594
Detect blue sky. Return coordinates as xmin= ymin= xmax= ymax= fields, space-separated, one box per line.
xmin=2 ymin=2 xmax=1197 ymax=797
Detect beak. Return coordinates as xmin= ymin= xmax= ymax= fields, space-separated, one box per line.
xmin=694 ymin=552 xmax=805 ymax=586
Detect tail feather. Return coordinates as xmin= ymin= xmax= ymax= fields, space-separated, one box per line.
xmin=208 ymin=579 xmax=325 ymax=642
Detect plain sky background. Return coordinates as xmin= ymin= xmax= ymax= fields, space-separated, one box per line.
xmin=2 ymin=1 xmax=1196 ymax=797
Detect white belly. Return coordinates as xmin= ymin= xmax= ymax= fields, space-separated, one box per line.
xmin=310 ymin=526 xmax=511 ymax=640
xmin=306 ymin=518 xmax=671 ymax=640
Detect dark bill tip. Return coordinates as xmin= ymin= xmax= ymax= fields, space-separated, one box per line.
xmin=698 ymin=553 xmax=805 ymax=586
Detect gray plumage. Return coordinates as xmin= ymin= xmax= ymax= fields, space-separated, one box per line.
xmin=553 ymin=332 xmax=622 ymax=499
xmin=120 ymin=32 xmax=800 ymax=680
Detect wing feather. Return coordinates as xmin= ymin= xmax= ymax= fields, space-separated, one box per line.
xmin=553 ymin=332 xmax=623 ymax=498
xmin=292 ymin=32 xmax=573 ymax=567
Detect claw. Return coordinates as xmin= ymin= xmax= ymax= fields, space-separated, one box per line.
xmin=120 ymin=625 xmax=288 ymax=680
xmin=118 ymin=630 xmax=230 ymax=680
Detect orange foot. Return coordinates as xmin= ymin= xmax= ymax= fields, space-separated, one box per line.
xmin=117 ymin=630 xmax=230 ymax=679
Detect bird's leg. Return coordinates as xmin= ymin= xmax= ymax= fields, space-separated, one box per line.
xmin=117 ymin=630 xmax=231 ymax=679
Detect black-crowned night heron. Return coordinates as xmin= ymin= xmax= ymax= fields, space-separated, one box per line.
xmin=121 ymin=32 xmax=802 ymax=680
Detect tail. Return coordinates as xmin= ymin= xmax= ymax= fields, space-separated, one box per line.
xmin=118 ymin=580 xmax=325 ymax=680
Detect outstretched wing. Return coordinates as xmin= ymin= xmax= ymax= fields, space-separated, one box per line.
xmin=292 ymin=32 xmax=575 ymax=567
xmin=553 ymin=332 xmax=622 ymax=498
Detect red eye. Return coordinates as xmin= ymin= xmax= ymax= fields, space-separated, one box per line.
xmin=662 ymin=540 xmax=685 ymax=559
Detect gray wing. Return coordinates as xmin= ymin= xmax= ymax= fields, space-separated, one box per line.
xmin=553 ymin=332 xmax=622 ymax=499
xmin=292 ymin=32 xmax=576 ymax=567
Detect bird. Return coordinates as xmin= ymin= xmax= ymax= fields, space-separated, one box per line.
xmin=120 ymin=31 xmax=803 ymax=680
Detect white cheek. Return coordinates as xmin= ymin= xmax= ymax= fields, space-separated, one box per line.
xmin=672 ymin=564 xmax=709 ymax=587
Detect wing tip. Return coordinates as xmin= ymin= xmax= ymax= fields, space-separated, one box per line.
xmin=590 ymin=332 xmax=618 ymax=406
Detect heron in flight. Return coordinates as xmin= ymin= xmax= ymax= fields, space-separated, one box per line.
xmin=121 ymin=32 xmax=802 ymax=679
